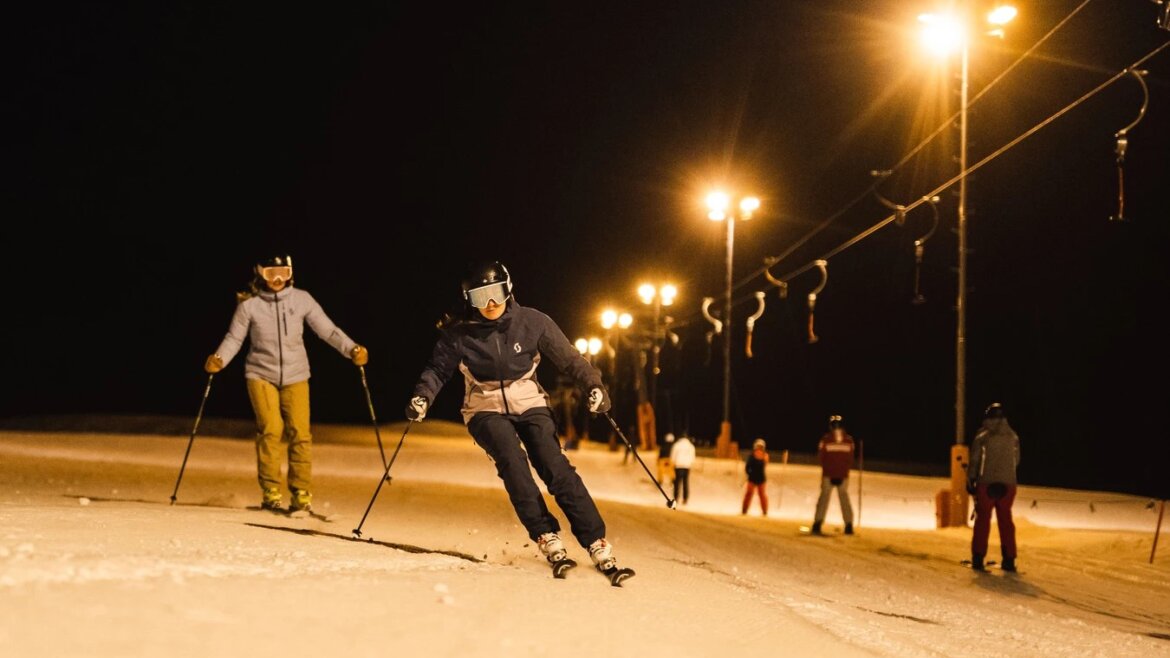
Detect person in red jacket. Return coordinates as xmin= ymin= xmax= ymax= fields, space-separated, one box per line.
xmin=811 ymin=414 xmax=855 ymax=535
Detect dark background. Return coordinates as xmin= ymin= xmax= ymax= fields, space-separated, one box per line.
xmin=3 ymin=2 xmax=1168 ymax=497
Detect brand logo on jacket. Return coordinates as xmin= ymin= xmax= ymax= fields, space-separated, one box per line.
xmin=513 ymin=342 xmax=521 ymax=353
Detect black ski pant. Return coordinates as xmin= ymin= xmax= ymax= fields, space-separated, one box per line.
xmin=673 ymin=467 xmax=690 ymax=504
xmin=468 ymin=407 xmax=606 ymax=548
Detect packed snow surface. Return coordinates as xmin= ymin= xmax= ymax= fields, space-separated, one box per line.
xmin=1 ymin=422 xmax=1167 ymax=658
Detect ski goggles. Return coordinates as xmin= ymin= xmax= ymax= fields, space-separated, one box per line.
xmin=465 ymin=281 xmax=510 ymax=308
xmin=259 ymin=265 xmax=292 ymax=283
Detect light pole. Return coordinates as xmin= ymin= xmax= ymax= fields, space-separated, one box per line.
xmin=919 ymin=3 xmax=1016 ymax=526
xmin=705 ymin=190 xmax=759 ymax=458
xmin=600 ymin=309 xmax=633 ymax=450
xmin=637 ymin=282 xmax=677 ymax=418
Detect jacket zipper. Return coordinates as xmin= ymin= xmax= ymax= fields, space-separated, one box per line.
xmin=275 ymin=294 xmax=285 ymax=386
xmin=494 ymin=335 xmax=511 ymax=415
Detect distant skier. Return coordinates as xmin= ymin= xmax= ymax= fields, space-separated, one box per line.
xmin=811 ymin=414 xmax=855 ymax=535
xmin=966 ymin=402 xmax=1021 ymax=571
xmin=204 ymin=253 xmax=368 ymax=514
xmin=404 ymin=260 xmax=627 ymax=577
xmin=670 ymin=433 xmax=696 ymax=506
xmin=742 ymin=438 xmax=769 ymax=516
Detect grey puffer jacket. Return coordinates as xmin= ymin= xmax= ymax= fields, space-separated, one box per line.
xmin=412 ymin=302 xmax=603 ymax=424
xmin=214 ymin=286 xmax=357 ymax=387
xmin=968 ymin=417 xmax=1021 ymax=486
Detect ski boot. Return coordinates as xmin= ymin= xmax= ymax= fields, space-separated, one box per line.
xmin=589 ymin=538 xmax=635 ymax=586
xmin=970 ymin=553 xmax=987 ymax=571
xmin=289 ymin=489 xmax=313 ymax=517
xmin=1001 ymin=557 xmax=1016 ymax=572
xmin=537 ymin=532 xmax=568 ymax=563
xmin=844 ymin=523 xmax=854 ymax=535
xmin=538 ymin=532 xmax=576 ymax=578
xmin=260 ymin=487 xmax=284 ymax=513
xmin=810 ymin=521 xmax=824 ymax=536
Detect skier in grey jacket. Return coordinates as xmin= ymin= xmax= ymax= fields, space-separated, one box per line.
xmin=204 ymin=254 xmax=368 ymax=513
xmin=966 ymin=402 xmax=1021 ymax=571
xmin=404 ymin=260 xmax=625 ymax=574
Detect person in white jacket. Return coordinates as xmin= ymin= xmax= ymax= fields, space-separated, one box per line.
xmin=669 ymin=434 xmax=697 ymax=505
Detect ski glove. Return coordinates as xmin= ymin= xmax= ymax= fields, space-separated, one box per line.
xmin=204 ymin=354 xmax=224 ymax=374
xmin=587 ymin=386 xmax=611 ymax=414
xmin=405 ymin=396 xmax=428 ymax=422
xmin=351 ymin=345 xmax=369 ymax=366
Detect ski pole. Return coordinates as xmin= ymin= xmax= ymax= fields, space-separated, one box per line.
xmin=170 ymin=373 xmax=214 ymax=505
xmin=603 ymin=412 xmax=676 ymax=508
xmin=357 ymin=365 xmax=389 ymax=473
xmin=352 ymin=421 xmax=413 ymax=539
xmin=1151 ymin=499 xmax=1165 ymax=565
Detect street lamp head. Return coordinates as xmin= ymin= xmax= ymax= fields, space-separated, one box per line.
xmin=918 ymin=12 xmax=964 ymax=56
xmin=587 ymin=337 xmax=602 ymax=356
xmin=575 ymin=337 xmax=588 ymax=355
xmin=739 ymin=196 xmax=760 ymax=219
xmin=659 ymin=284 xmax=677 ymax=306
xmin=706 ymin=191 xmax=730 ymax=221
xmin=638 ymin=283 xmax=656 ymax=305
xmin=618 ymin=312 xmax=633 ymax=329
xmin=601 ymin=309 xmax=617 ymax=329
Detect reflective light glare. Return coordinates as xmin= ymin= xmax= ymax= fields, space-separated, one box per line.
xmin=918 ymin=13 xmax=963 ymax=55
xmin=575 ymin=338 xmax=588 ymax=354
xmin=601 ymin=309 xmax=617 ymax=329
xmin=708 ymin=209 xmax=726 ymax=221
xmin=618 ymin=312 xmax=633 ymax=329
xmin=740 ymin=197 xmax=760 ymax=213
xmin=987 ymin=5 xmax=1017 ymax=25
xmin=588 ymin=337 xmax=602 ymax=356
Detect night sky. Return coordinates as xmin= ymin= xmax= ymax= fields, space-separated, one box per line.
xmin=5 ymin=2 xmax=1168 ymax=498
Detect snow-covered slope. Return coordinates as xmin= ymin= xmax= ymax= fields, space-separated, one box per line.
xmin=1 ymin=424 xmax=1167 ymax=658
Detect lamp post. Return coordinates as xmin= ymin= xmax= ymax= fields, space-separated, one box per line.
xmin=636 ymin=282 xmax=677 ymax=418
xmin=600 ymin=309 xmax=633 ymax=449
xmin=705 ymin=190 xmax=759 ymax=458
xmin=918 ymin=3 xmax=1016 ymax=526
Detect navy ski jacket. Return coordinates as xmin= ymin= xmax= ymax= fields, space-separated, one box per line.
xmin=412 ymin=302 xmax=604 ymax=424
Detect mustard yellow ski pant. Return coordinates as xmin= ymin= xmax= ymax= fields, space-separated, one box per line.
xmin=246 ymin=378 xmax=312 ymax=495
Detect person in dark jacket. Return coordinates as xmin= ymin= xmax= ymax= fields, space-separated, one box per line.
xmin=205 ymin=254 xmax=368 ymax=514
xmin=966 ymin=402 xmax=1021 ymax=571
xmin=404 ymin=261 xmax=625 ymax=574
xmin=811 ymin=414 xmax=855 ymax=535
xmin=742 ymin=438 xmax=769 ymax=515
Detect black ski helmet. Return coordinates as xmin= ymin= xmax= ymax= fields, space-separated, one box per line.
xmin=984 ymin=402 xmax=1005 ymax=419
xmin=254 ymin=253 xmax=294 ymax=289
xmin=258 ymin=254 xmax=293 ymax=270
xmin=828 ymin=414 xmax=844 ymax=430
xmin=461 ymin=260 xmax=512 ymax=307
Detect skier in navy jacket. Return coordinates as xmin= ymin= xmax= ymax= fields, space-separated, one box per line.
xmin=404 ymin=261 xmax=624 ymax=574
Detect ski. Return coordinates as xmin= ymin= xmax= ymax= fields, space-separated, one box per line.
xmin=250 ymin=505 xmax=338 ymax=523
xmin=288 ymin=509 xmax=339 ymax=523
xmin=598 ymin=564 xmax=636 ymax=587
xmin=550 ymin=558 xmax=578 ymax=579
